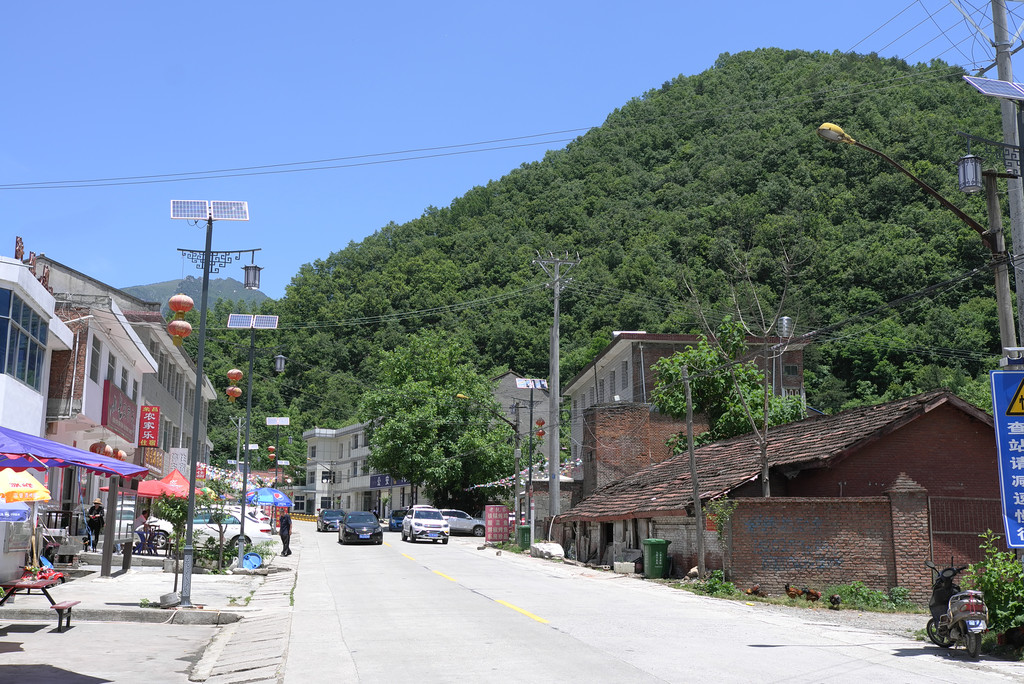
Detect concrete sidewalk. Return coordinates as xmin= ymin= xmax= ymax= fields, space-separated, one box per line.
xmin=0 ymin=529 xmax=300 ymax=683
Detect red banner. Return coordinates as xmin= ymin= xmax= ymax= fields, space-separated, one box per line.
xmin=138 ymin=405 xmax=160 ymax=447
xmin=102 ymin=381 xmax=137 ymax=442
xmin=485 ymin=504 xmax=510 ymax=542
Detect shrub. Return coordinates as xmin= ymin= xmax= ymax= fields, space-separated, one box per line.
xmin=829 ymin=581 xmax=907 ymax=611
xmin=963 ymin=531 xmax=1024 ymax=633
xmin=694 ymin=570 xmax=738 ymax=597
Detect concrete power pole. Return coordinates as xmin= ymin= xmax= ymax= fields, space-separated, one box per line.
xmin=992 ymin=0 xmax=1024 ymax=342
xmin=534 ymin=251 xmax=579 ymax=520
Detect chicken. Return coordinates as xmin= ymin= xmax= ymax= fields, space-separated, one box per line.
xmin=803 ymin=588 xmax=822 ymax=602
xmin=784 ymin=583 xmax=804 ymax=599
xmin=828 ymin=594 xmax=842 ymax=610
xmin=745 ymin=584 xmax=765 ymax=597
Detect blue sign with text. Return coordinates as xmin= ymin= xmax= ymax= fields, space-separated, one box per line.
xmin=369 ymin=474 xmax=409 ymax=490
xmin=989 ymin=370 xmax=1024 ymax=547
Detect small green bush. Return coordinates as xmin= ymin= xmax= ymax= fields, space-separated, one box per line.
xmin=694 ymin=570 xmax=738 ymax=597
xmin=963 ymin=531 xmax=1024 ymax=633
xmin=829 ymin=581 xmax=909 ymax=611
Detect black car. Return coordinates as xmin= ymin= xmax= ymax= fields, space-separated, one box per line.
xmin=338 ymin=511 xmax=384 ymax=545
xmin=316 ymin=509 xmax=346 ymax=532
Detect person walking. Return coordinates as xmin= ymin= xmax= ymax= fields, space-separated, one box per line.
xmin=85 ymin=498 xmax=105 ymax=552
xmin=279 ymin=507 xmax=292 ymax=556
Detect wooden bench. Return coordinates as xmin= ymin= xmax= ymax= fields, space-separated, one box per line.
xmin=50 ymin=600 xmax=80 ymax=632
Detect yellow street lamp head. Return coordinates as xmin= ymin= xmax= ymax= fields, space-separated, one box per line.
xmin=817 ymin=122 xmax=856 ymax=145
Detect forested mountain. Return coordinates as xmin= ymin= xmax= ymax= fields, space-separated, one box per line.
xmin=195 ymin=48 xmax=1012 ymax=466
xmin=124 ymin=277 xmax=269 ymax=314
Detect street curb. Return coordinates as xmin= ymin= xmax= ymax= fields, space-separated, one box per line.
xmin=0 ymin=606 xmax=243 ymax=625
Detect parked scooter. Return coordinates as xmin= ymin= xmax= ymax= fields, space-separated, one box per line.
xmin=925 ymin=558 xmax=988 ymax=658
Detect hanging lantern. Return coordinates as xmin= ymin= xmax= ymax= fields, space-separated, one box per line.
xmin=536 ymin=429 xmax=546 ymax=438
xmin=113 ymin=449 xmax=127 ymax=461
xmin=167 ymin=319 xmax=193 ymax=347
xmin=89 ymin=441 xmax=108 ymax=455
xmin=227 ymin=368 xmax=243 ymax=383
xmin=168 ymin=293 xmax=194 ymax=316
xmin=226 ymin=386 xmax=242 ymax=403
xmin=167 ymin=293 xmax=195 ymax=347
xmin=101 ymin=443 xmax=113 ymax=457
xmin=535 ymin=418 xmax=545 ymax=427
xmin=268 ymin=445 xmax=276 ymax=460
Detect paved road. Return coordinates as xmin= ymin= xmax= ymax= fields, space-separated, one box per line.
xmin=283 ymin=522 xmax=1024 ymax=683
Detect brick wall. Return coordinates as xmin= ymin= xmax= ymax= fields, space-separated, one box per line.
xmin=728 ymin=497 xmax=897 ymax=595
xmin=787 ymin=404 xmax=998 ymax=499
xmin=46 ymin=311 xmax=90 ymax=415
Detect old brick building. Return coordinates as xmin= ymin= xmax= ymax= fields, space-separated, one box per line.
xmin=563 ymin=331 xmax=806 ymax=499
xmin=556 ymin=390 xmax=1003 ymax=600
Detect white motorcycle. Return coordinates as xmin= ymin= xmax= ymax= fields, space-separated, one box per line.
xmin=925 ymin=559 xmax=988 ymax=658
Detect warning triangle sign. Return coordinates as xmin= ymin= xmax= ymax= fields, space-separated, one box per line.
xmin=1007 ymin=377 xmax=1024 ymax=416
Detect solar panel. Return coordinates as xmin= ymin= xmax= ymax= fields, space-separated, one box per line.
xmin=171 ymin=200 xmax=209 ymax=220
xmin=963 ymin=75 xmax=1024 ymax=100
xmin=210 ymin=200 xmax=249 ymax=221
xmin=226 ymin=314 xmax=254 ymax=329
xmin=253 ymin=315 xmax=279 ymax=329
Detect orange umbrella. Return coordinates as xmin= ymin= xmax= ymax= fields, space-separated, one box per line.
xmin=0 ymin=467 xmax=51 ymax=503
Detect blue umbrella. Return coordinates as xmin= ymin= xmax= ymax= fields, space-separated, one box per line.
xmin=0 ymin=501 xmax=30 ymax=521
xmin=245 ymin=487 xmax=293 ymax=507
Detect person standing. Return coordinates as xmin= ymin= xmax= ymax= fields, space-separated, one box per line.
xmin=279 ymin=507 xmax=292 ymax=556
xmin=85 ymin=498 xmax=105 ymax=552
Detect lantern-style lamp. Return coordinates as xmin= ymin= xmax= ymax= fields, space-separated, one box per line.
xmin=227 ymin=368 xmax=243 ymax=383
xmin=268 ymin=445 xmax=276 ymax=460
xmin=89 ymin=441 xmax=108 ymax=455
xmin=243 ymin=264 xmax=262 ymax=290
xmin=957 ymin=154 xmax=984 ymax=194
xmin=168 ymin=293 xmax=195 ymax=347
xmin=114 ymin=449 xmax=127 ymax=461
xmin=274 ymin=354 xmax=286 ymax=374
xmin=226 ymin=386 xmax=242 ymax=403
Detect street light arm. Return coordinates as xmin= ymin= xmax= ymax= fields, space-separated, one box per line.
xmin=851 ymin=140 xmax=991 ymax=244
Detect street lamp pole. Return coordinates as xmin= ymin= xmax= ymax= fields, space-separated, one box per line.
xmin=817 ymin=124 xmax=1018 ymax=355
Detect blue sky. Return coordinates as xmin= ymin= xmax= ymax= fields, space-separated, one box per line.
xmin=3 ymin=1 xmax=1022 ymax=299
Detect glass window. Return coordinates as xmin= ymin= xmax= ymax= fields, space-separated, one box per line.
xmin=106 ymin=352 xmax=116 ymax=383
xmin=2 ymin=293 xmax=48 ymax=390
xmin=784 ymin=364 xmax=799 ymax=376
xmin=132 ymin=380 xmax=138 ymax=402
xmin=609 ymin=370 xmax=616 ymax=394
xmin=89 ymin=336 xmax=101 ymax=382
xmin=621 ymin=360 xmax=629 ymax=385
xmin=0 ymin=289 xmax=10 ymax=316
xmin=121 ymin=367 xmax=130 ymax=393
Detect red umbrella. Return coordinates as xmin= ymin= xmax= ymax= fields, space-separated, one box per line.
xmin=103 ymin=469 xmax=199 ymax=498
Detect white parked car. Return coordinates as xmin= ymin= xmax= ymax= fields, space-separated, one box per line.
xmin=147 ymin=509 xmax=274 ymax=549
xmin=440 ymin=509 xmax=486 ymax=537
xmin=401 ymin=505 xmax=450 ymax=544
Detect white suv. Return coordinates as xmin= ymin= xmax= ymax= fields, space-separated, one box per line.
xmin=401 ymin=506 xmax=450 ymax=544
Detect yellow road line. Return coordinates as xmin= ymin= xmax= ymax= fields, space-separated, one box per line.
xmin=495 ymin=599 xmax=549 ymax=624
xmin=402 ymin=553 xmax=415 ymax=561
xmin=383 ymin=542 xmax=392 ymax=548
xmin=433 ymin=570 xmax=456 ymax=582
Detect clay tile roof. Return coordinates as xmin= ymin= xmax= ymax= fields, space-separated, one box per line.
xmin=123 ymin=310 xmax=166 ymax=324
xmin=557 ymin=389 xmax=990 ymax=522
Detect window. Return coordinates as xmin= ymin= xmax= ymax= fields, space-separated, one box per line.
xmin=784 ymin=364 xmax=799 ymax=376
xmin=598 ymin=379 xmax=605 ymax=403
xmin=320 ymin=497 xmax=331 ymax=510
xmin=621 ymin=360 xmax=629 ymax=384
xmin=609 ymin=370 xmax=616 ymax=394
xmin=106 ymin=352 xmax=116 ymax=383
xmin=131 ymin=379 xmax=138 ymax=402
xmin=351 ymin=435 xmax=359 ymax=450
xmin=0 ymin=291 xmax=49 ymax=390
xmin=89 ymin=336 xmax=101 ymax=382
xmin=310 ymin=445 xmax=316 ymax=460
xmin=120 ymin=367 xmax=130 ymax=393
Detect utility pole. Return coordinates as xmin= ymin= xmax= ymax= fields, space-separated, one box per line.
xmin=534 ymin=251 xmax=579 ymax=520
xmin=957 ymin=1 xmax=1024 ymax=340
xmin=992 ymin=0 xmax=1024 ymax=342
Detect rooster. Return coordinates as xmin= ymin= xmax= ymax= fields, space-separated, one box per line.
xmin=803 ymin=588 xmax=822 ymax=602
xmin=745 ymin=584 xmax=765 ymax=597
xmin=828 ymin=594 xmax=842 ymax=610
xmin=784 ymin=583 xmax=804 ymax=599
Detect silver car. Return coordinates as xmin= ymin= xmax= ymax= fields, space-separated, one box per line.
xmin=440 ymin=509 xmax=486 ymax=537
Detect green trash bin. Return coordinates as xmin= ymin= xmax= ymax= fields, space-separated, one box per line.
xmin=517 ymin=525 xmax=531 ymax=550
xmin=642 ymin=538 xmax=671 ymax=578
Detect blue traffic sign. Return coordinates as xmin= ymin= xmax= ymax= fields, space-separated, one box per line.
xmin=989 ymin=370 xmax=1024 ymax=548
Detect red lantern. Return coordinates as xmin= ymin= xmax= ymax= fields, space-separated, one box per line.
xmin=226 ymin=386 xmax=242 ymax=403
xmin=536 ymin=429 xmax=546 ymax=438
xmin=535 ymin=418 xmax=545 ymax=427
xmin=89 ymin=441 xmax=108 ymax=455
xmin=167 ymin=319 xmax=192 ymax=347
xmin=101 ymin=443 xmax=113 ymax=457
xmin=113 ymin=449 xmax=127 ymax=461
xmin=227 ymin=368 xmax=243 ymax=383
xmin=168 ymin=293 xmax=194 ymax=316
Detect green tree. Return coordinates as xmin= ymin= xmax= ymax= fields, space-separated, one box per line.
xmin=356 ymin=330 xmax=514 ymax=510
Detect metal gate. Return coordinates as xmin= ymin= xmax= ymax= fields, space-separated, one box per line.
xmin=928 ymin=496 xmax=1006 ymax=565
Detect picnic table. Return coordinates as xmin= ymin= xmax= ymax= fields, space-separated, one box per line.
xmin=1 ymin=576 xmax=80 ymax=632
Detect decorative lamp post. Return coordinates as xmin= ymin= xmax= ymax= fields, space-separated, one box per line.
xmin=170 ymin=198 xmax=256 ymax=609
xmin=817 ymin=123 xmax=1018 ymax=359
